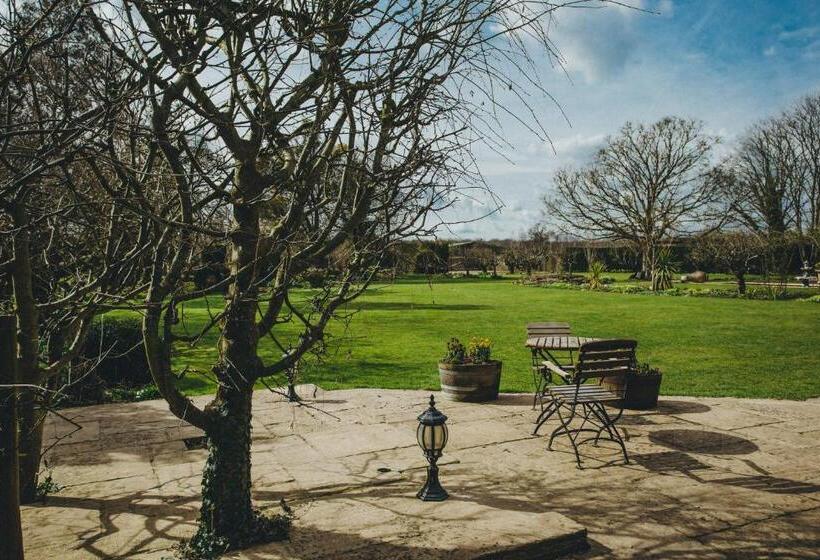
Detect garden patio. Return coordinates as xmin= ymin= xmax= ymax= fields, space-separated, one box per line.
xmin=22 ymin=386 xmax=820 ymax=559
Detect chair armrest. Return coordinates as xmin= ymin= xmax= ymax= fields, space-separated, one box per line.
xmin=544 ymin=361 xmax=573 ymax=382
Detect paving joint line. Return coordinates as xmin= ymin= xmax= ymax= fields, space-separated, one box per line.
xmin=692 ymin=503 xmax=820 ymax=542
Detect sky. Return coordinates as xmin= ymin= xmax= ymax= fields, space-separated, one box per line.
xmin=443 ymin=0 xmax=820 ymax=240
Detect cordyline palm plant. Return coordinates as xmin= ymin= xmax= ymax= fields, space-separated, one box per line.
xmin=587 ymin=261 xmax=606 ymax=290
xmin=83 ymin=0 xmax=589 ymax=555
xmin=651 ymin=248 xmax=676 ymax=291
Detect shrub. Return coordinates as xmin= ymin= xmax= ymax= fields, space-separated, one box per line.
xmin=61 ymin=315 xmax=153 ymax=405
xmin=82 ymin=316 xmax=152 ymax=387
xmin=542 ymin=282 xmax=577 ymax=290
xmin=298 ymin=267 xmax=330 ymax=288
xmin=660 ymin=287 xmax=688 ymax=296
xmin=35 ymin=468 xmax=63 ymax=501
xmin=608 ymin=285 xmax=648 ymax=295
xmin=105 ymin=384 xmax=161 ymax=403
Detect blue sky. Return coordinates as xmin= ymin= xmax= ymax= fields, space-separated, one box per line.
xmin=446 ymin=0 xmax=820 ymax=239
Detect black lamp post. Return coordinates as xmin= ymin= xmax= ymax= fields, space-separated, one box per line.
xmin=416 ymin=394 xmax=449 ymax=501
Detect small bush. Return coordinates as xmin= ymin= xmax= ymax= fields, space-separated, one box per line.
xmin=105 ymin=384 xmax=161 ymax=403
xmin=533 ymin=276 xmax=814 ymax=302
xmin=83 ymin=316 xmax=151 ymax=387
xmin=35 ymin=468 xmax=63 ymax=501
xmin=542 ymin=282 xmax=577 ymax=290
xmin=297 ymin=267 xmax=331 ymax=288
xmin=176 ymin=506 xmax=292 ymax=560
xmin=608 ymin=285 xmax=648 ymax=295
xmin=60 ymin=315 xmax=153 ymax=406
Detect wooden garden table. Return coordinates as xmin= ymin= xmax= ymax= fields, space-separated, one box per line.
xmin=525 ymin=335 xmax=599 ymax=366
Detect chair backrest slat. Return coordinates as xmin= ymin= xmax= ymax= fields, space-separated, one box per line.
xmin=526 ymin=322 xmax=571 ymax=337
xmin=581 ymin=358 xmax=634 ymax=371
xmin=576 ymin=339 xmax=637 ymax=383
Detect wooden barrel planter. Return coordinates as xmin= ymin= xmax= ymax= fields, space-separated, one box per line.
xmin=438 ymin=361 xmax=502 ymax=402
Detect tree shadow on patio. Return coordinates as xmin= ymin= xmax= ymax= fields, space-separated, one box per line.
xmin=632 ymin=450 xmax=820 ymax=496
xmin=654 ymin=400 xmax=712 ymax=415
xmin=649 ymin=429 xmax=758 ymax=455
xmin=25 ymin=458 xmax=820 ymax=560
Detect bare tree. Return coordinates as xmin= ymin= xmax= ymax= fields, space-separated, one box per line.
xmin=725 ymin=115 xmax=802 ymax=279
xmin=786 ymin=93 xmax=820 ymax=262
xmin=543 ymin=117 xmax=724 ymax=276
xmin=692 ymin=232 xmax=762 ymax=294
xmin=728 ymin=119 xmax=798 ymax=236
xmin=85 ymin=0 xmax=581 ymax=553
xmin=517 ymin=224 xmax=556 ymax=274
xmin=1 ymin=0 xmax=149 ymax=503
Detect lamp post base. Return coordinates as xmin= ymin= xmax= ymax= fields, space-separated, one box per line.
xmin=417 ymin=465 xmax=448 ymax=501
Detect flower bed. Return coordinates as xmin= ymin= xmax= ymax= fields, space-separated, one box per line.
xmin=529 ymin=282 xmax=816 ymax=301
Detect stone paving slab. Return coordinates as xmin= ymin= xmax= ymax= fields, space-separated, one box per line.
xmin=229 ymin=488 xmax=588 ymax=560
xmin=21 ymin=387 xmax=820 ymax=559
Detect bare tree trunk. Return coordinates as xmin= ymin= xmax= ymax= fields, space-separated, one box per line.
xmin=10 ymin=205 xmax=44 ymax=504
xmin=16 ymin=398 xmax=44 ymax=504
xmin=189 ymin=165 xmax=280 ymax=550
xmin=736 ymin=273 xmax=747 ymax=295
xmin=641 ymin=243 xmax=656 ymax=279
xmin=198 ymin=386 xmax=254 ymax=546
xmin=0 ymin=315 xmax=25 ymax=560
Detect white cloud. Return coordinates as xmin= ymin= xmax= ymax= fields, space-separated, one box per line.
xmin=778 ymin=26 xmax=820 ymax=42
xmin=776 ymin=25 xmax=820 ymax=60
xmin=552 ymin=133 xmax=607 ymax=158
xmin=447 ymin=1 xmax=820 ymax=240
xmin=549 ymin=1 xmax=645 ymax=83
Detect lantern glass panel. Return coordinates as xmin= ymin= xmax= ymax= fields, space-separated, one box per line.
xmin=417 ymin=423 xmax=448 ymax=452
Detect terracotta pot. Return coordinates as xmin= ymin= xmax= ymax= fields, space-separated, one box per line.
xmin=602 ymin=373 xmax=663 ymax=410
xmin=438 ymin=361 xmax=502 ymax=402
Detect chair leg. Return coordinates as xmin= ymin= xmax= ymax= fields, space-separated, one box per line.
xmin=531 ymin=367 xmax=542 ymax=410
xmin=533 ymin=399 xmax=558 ymax=435
xmin=547 ymin=405 xmax=569 ymax=450
xmin=550 ymin=402 xmax=583 ymax=468
xmin=589 ymin=403 xmax=617 ymax=445
xmin=598 ymin=404 xmax=629 ymax=464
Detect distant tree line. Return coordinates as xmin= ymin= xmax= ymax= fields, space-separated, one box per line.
xmin=541 ymin=95 xmax=820 ymax=290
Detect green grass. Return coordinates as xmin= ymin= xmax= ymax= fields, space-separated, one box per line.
xmin=164 ymin=276 xmax=820 ymax=400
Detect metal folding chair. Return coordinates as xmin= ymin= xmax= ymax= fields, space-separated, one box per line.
xmin=540 ymin=339 xmax=637 ymax=468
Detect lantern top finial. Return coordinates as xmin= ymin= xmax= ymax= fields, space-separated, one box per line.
xmin=418 ymin=394 xmax=447 ymax=425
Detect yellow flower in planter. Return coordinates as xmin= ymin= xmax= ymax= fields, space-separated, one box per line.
xmin=468 ymin=337 xmax=492 ymax=363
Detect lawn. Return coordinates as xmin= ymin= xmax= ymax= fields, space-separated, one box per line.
xmin=167 ymin=276 xmax=820 ymax=400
